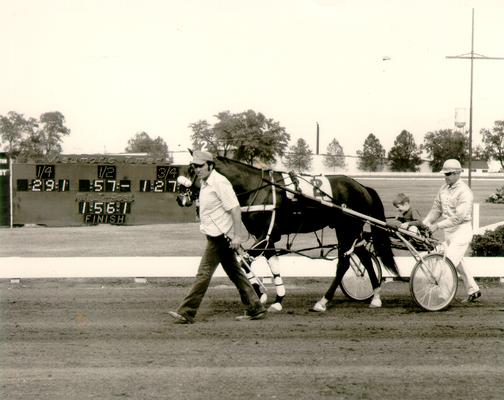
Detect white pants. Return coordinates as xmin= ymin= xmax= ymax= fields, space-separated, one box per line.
xmin=443 ymin=222 xmax=480 ymax=295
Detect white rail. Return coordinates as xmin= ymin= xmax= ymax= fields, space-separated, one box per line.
xmin=1 ymin=256 xmax=502 ymax=280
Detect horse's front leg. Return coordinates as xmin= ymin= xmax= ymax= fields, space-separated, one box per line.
xmin=265 ymin=255 xmax=286 ymax=312
xmin=236 ymin=251 xmax=268 ymax=305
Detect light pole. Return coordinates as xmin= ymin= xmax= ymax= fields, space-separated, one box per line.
xmin=446 ymin=8 xmax=504 ymax=187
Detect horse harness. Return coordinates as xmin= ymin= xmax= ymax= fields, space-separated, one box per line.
xmin=236 ymin=170 xmax=336 ymax=256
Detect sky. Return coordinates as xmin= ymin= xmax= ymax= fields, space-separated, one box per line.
xmin=1 ymin=0 xmax=503 ymax=159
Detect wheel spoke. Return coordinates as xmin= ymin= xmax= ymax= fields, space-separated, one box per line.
xmin=341 ymin=254 xmax=382 ymax=301
xmin=410 ymin=254 xmax=457 ymax=311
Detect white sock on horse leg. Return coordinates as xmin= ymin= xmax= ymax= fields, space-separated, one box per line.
xmin=274 ymin=275 xmax=285 ymax=297
xmin=268 ymin=256 xmax=286 ymax=298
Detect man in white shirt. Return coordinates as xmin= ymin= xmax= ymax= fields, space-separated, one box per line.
xmin=423 ymin=159 xmax=481 ymax=303
xmin=169 ymin=151 xmax=266 ymax=323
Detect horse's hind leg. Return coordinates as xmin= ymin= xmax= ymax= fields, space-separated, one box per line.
xmin=312 ymin=249 xmax=351 ymax=312
xmin=354 ymin=246 xmax=382 ymax=308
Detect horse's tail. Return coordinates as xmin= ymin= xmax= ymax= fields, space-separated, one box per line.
xmin=365 ymin=186 xmax=401 ymax=278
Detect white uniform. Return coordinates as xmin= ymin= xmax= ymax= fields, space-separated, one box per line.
xmin=423 ymin=179 xmax=480 ymax=295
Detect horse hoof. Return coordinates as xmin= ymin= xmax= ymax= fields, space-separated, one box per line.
xmin=369 ymin=297 xmax=382 ymax=308
xmin=312 ymin=301 xmax=326 ymax=312
xmin=268 ymin=303 xmax=282 ymax=312
xmin=259 ymin=293 xmax=268 ymax=305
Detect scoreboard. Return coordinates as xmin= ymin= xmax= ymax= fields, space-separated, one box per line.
xmin=12 ymin=155 xmax=196 ymax=226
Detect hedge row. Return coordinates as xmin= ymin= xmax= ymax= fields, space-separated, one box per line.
xmin=486 ymin=185 xmax=504 ymax=204
xmin=471 ymin=225 xmax=504 ymax=256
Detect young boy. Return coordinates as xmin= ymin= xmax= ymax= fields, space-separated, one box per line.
xmin=391 ymin=193 xmax=424 ymax=234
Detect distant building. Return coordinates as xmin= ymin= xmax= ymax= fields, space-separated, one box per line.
xmin=463 ymin=160 xmax=489 ymax=174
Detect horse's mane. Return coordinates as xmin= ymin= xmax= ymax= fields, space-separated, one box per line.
xmin=216 ymin=156 xmax=264 ymax=173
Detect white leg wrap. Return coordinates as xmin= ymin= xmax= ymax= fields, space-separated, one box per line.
xmin=268 ymin=256 xmax=285 ymax=297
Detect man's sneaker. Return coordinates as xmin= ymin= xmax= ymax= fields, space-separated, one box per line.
xmin=369 ymin=296 xmax=382 ymax=308
xmin=462 ymin=291 xmax=481 ymax=303
xmin=235 ymin=310 xmax=266 ymax=321
xmin=168 ymin=311 xmax=193 ymax=324
xmin=312 ymin=301 xmax=327 ymax=312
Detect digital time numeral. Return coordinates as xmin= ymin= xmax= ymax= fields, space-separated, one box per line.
xmin=79 ymin=201 xmax=131 ymax=225
xmin=16 ymin=179 xmax=70 ymax=192
xmin=139 ymin=180 xmax=176 ymax=192
xmin=78 ymin=201 xmax=131 ymax=215
xmin=78 ymin=179 xmax=131 ymax=192
xmin=31 ymin=179 xmax=70 ymax=192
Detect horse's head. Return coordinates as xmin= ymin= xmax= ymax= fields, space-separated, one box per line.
xmin=175 ymin=176 xmax=196 ymax=207
xmin=175 ymin=164 xmax=199 ymax=207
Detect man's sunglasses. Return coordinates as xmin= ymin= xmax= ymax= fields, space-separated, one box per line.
xmin=191 ymin=163 xmax=206 ymax=169
xmin=444 ymin=171 xmax=459 ymax=176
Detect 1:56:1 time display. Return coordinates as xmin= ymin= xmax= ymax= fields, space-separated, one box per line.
xmin=79 ymin=201 xmax=131 ymax=214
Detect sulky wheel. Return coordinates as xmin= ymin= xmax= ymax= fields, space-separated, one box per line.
xmin=409 ymin=253 xmax=458 ymax=311
xmin=341 ymin=252 xmax=382 ymax=301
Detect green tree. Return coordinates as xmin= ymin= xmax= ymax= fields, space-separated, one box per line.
xmin=472 ymin=144 xmax=490 ymax=161
xmin=323 ymin=138 xmax=346 ymax=171
xmin=423 ymin=129 xmax=468 ymax=172
xmin=480 ymin=120 xmax=504 ymax=170
xmin=283 ymin=138 xmax=313 ymax=172
xmin=387 ymin=130 xmax=422 ymax=172
xmin=36 ymin=112 xmax=71 ymax=156
xmin=19 ymin=127 xmax=44 ymax=159
xmin=190 ymin=119 xmax=220 ymax=154
xmin=189 ymin=110 xmax=290 ymax=165
xmin=125 ymin=131 xmax=170 ymax=160
xmin=0 ymin=111 xmax=37 ymax=156
xmin=1 ymin=110 xmax=70 ymax=159
xmin=357 ymin=133 xmax=386 ymax=171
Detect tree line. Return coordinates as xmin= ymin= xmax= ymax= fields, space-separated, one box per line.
xmin=189 ymin=110 xmax=504 ymax=173
xmin=1 ymin=109 xmax=503 ymax=172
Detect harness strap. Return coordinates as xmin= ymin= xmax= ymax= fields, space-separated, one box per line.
xmin=264 ymin=170 xmax=277 ymax=246
xmin=240 ymin=205 xmax=276 ymax=212
xmin=238 ymin=169 xmax=278 ymax=257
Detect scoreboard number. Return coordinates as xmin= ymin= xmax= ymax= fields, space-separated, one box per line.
xmin=139 ymin=166 xmax=179 ymax=192
xmin=97 ymin=165 xmax=116 ymax=179
xmin=13 ymin=160 xmax=186 ymax=225
xmin=35 ymin=165 xmax=55 ymax=179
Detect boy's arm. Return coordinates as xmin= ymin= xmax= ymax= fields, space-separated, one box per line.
xmin=407 ymin=209 xmax=423 ymax=226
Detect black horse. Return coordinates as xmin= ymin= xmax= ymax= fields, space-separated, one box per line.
xmin=176 ymin=155 xmax=399 ymax=312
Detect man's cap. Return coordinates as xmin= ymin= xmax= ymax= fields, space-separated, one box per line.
xmin=392 ymin=193 xmax=409 ymax=207
xmin=192 ymin=150 xmax=213 ymax=165
xmin=441 ymin=159 xmax=463 ymax=173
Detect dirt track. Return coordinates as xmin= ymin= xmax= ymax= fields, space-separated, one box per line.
xmin=1 ymin=277 xmax=503 ymax=400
